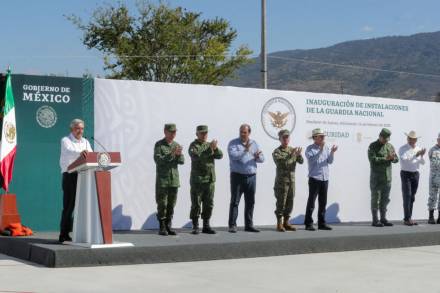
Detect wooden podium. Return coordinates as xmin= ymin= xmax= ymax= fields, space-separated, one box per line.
xmin=67 ymin=152 xmax=133 ymax=248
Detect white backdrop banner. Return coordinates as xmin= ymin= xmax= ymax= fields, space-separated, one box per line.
xmin=94 ymin=78 xmax=440 ymax=230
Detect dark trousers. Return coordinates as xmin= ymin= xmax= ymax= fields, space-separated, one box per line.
xmin=400 ymin=170 xmax=419 ymax=221
xmin=228 ymin=172 xmax=256 ymax=228
xmin=304 ymin=177 xmax=328 ymax=225
xmin=59 ymin=172 xmax=78 ymax=237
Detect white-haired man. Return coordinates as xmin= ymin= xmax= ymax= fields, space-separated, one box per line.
xmin=58 ymin=119 xmax=93 ymax=243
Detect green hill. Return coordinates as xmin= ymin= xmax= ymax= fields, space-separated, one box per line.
xmin=226 ymin=31 xmax=440 ymax=101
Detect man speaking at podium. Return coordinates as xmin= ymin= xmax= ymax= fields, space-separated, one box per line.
xmin=58 ymin=119 xmax=93 ymax=243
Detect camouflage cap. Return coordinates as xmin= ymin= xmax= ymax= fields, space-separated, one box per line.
xmin=164 ymin=123 xmax=177 ymax=132
xmin=196 ymin=125 xmax=208 ymax=133
xmin=278 ymin=129 xmax=290 ymax=138
xmin=379 ymin=128 xmax=391 ymax=138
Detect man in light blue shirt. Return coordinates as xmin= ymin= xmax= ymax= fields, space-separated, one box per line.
xmin=228 ymin=124 xmax=264 ymax=232
xmin=304 ymin=128 xmax=337 ymax=231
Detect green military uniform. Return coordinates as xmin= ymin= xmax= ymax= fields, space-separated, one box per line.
xmin=368 ymin=128 xmax=398 ymax=225
xmin=188 ymin=125 xmax=223 ymax=234
xmin=272 ymin=129 xmax=304 ymax=231
xmin=154 ymin=124 xmax=184 ymax=235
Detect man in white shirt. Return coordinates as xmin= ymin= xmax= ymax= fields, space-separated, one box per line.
xmin=59 ymin=119 xmax=93 ymax=242
xmin=398 ymin=130 xmax=426 ymax=226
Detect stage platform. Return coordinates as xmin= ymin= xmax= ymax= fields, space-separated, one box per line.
xmin=1 ymin=222 xmax=440 ymax=268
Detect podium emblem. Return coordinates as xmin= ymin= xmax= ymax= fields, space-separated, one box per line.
xmin=97 ymin=152 xmax=111 ymax=168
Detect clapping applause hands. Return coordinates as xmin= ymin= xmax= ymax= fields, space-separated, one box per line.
xmin=174 ymin=145 xmax=183 ymax=156
xmin=291 ymin=147 xmax=303 ymax=156
xmin=386 ymin=151 xmax=397 ymax=161
xmin=254 ymin=150 xmax=262 ymax=160
xmin=210 ymin=139 xmax=218 ymax=151
xmin=416 ymin=148 xmax=427 ymax=157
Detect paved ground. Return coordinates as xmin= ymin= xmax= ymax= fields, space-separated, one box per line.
xmin=1 ymin=245 xmax=440 ymax=293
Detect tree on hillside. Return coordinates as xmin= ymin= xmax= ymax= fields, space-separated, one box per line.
xmin=67 ymin=1 xmax=253 ymax=84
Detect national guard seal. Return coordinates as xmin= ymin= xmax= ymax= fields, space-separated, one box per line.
xmin=4 ymin=122 xmax=16 ymax=144
xmin=261 ymin=97 xmax=296 ymax=140
xmin=36 ymin=105 xmax=57 ymax=128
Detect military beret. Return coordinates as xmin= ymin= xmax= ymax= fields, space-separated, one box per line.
xmin=164 ymin=123 xmax=177 ymax=132
xmin=278 ymin=129 xmax=290 ymax=137
xmin=379 ymin=128 xmax=391 ymax=138
xmin=196 ymin=125 xmax=208 ymax=132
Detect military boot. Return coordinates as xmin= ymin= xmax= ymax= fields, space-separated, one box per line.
xmin=202 ymin=219 xmax=216 ymax=234
xmin=428 ymin=210 xmax=435 ymax=224
xmin=166 ymin=219 xmax=177 ymax=235
xmin=158 ymin=220 xmax=168 ymax=236
xmin=372 ymin=210 xmax=384 ymax=227
xmin=276 ymin=217 xmax=285 ymax=232
xmin=191 ymin=218 xmax=200 ymax=235
xmin=380 ymin=210 xmax=393 ymax=226
xmin=283 ymin=217 xmax=296 ymax=231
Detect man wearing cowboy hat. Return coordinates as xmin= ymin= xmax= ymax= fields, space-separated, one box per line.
xmin=368 ymin=128 xmax=399 ymax=227
xmin=398 ymin=131 xmax=426 ymax=226
xmin=272 ymin=129 xmax=304 ymax=232
xmin=427 ymin=133 xmax=440 ymax=224
xmin=304 ymin=128 xmax=337 ymax=231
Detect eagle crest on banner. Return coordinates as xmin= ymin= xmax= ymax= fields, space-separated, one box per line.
xmin=261 ymin=97 xmax=296 ymax=140
xmin=268 ymin=111 xmax=289 ymax=128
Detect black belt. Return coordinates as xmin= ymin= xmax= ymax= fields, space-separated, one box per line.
xmin=231 ymin=172 xmax=256 ymax=177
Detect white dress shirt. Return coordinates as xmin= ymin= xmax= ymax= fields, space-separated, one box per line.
xmin=398 ymin=143 xmax=425 ymax=172
xmin=59 ymin=133 xmax=93 ymax=173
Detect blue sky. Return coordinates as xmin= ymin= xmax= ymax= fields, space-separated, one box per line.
xmin=1 ymin=0 xmax=440 ymax=77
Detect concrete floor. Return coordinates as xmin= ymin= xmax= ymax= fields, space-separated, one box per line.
xmin=0 ymin=246 xmax=440 ymax=293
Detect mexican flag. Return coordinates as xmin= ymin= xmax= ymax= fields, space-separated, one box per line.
xmin=0 ymin=70 xmax=17 ymax=192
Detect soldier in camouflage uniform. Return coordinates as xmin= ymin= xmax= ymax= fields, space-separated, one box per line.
xmin=428 ymin=133 xmax=440 ymax=224
xmin=188 ymin=125 xmax=223 ymax=234
xmin=154 ymin=123 xmax=184 ymax=236
xmin=272 ymin=129 xmax=303 ymax=232
xmin=368 ymin=128 xmax=399 ymax=227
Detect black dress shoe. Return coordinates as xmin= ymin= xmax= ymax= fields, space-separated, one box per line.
xmin=305 ymin=225 xmax=316 ymax=231
xmin=318 ymin=224 xmax=332 ymax=230
xmin=244 ymin=226 xmax=260 ymax=232
xmin=58 ymin=235 xmax=68 ymax=243
xmin=65 ymin=234 xmax=72 ymax=241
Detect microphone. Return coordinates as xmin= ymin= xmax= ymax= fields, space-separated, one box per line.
xmin=86 ymin=136 xmax=112 ymax=168
xmin=90 ymin=136 xmax=110 ymax=154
